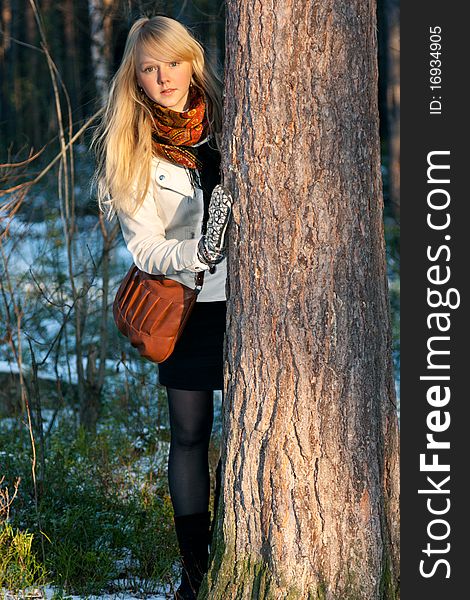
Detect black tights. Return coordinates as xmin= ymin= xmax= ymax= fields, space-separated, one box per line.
xmin=167 ymin=387 xmax=221 ymax=517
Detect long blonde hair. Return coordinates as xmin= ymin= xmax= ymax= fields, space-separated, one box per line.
xmin=91 ymin=16 xmax=223 ymax=220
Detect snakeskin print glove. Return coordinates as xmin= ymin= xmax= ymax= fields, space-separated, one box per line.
xmin=197 ymin=184 xmax=233 ymax=267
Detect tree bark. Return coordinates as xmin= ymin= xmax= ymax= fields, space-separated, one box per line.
xmin=63 ymin=0 xmax=83 ymax=125
xmin=25 ymin=0 xmax=41 ymax=149
xmin=0 ymin=0 xmax=12 ymax=146
xmin=385 ymin=0 xmax=400 ymax=219
xmin=11 ymin=0 xmax=22 ymax=143
xmin=204 ymin=1 xmax=400 ymax=598
xmin=87 ymin=0 xmax=113 ymax=105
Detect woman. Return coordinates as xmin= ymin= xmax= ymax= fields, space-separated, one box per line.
xmin=92 ymin=15 xmax=232 ymax=600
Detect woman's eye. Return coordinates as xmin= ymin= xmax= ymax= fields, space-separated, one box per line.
xmin=142 ymin=62 xmax=179 ymax=72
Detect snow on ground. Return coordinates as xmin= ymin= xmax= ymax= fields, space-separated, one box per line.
xmin=0 ymin=357 xmax=132 ymax=387
xmin=1 ymin=583 xmax=175 ymax=599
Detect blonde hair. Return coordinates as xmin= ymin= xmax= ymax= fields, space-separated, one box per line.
xmin=91 ymin=16 xmax=223 ymax=219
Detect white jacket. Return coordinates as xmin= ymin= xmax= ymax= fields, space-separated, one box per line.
xmin=117 ymin=156 xmax=227 ymax=302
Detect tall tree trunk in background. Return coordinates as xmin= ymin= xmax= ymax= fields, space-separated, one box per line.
xmin=385 ymin=0 xmax=400 ymax=219
xmin=205 ymin=1 xmax=400 ymax=598
xmin=0 ymin=0 xmax=12 ymax=146
xmin=88 ymin=0 xmax=113 ymax=105
xmin=63 ymin=0 xmax=83 ymax=125
xmin=40 ymin=0 xmax=58 ymax=139
xmin=25 ymin=0 xmax=41 ymax=149
xmin=11 ymin=0 xmax=22 ymax=143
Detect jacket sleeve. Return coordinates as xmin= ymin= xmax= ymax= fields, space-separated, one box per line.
xmin=116 ymin=184 xmax=209 ymax=276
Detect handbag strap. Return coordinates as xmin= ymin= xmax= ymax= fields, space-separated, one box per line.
xmin=194 ymin=271 xmax=205 ymax=293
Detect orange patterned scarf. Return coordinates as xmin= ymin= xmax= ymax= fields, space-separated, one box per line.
xmin=141 ymin=85 xmax=210 ymax=169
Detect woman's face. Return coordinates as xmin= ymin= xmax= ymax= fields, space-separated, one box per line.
xmin=136 ymin=46 xmax=193 ymax=112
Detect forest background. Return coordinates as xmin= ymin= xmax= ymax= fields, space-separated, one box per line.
xmin=0 ymin=0 xmax=400 ymax=597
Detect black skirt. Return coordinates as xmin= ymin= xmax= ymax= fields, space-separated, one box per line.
xmin=157 ymin=300 xmax=226 ymax=391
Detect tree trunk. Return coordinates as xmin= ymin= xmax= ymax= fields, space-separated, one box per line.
xmin=11 ymin=0 xmax=22 ymax=142
xmin=0 ymin=0 xmax=12 ymax=146
xmin=63 ymin=0 xmax=83 ymax=125
xmin=385 ymin=0 xmax=400 ymax=219
xmin=25 ymin=0 xmax=41 ymax=149
xmin=87 ymin=0 xmax=113 ymax=105
xmin=204 ymin=1 xmax=400 ymax=599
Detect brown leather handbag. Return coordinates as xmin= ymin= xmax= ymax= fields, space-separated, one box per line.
xmin=113 ymin=265 xmax=205 ymax=363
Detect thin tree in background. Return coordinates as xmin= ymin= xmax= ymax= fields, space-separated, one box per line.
xmin=63 ymin=0 xmax=84 ymax=126
xmin=204 ymin=0 xmax=400 ymax=598
xmin=385 ymin=0 xmax=400 ymax=219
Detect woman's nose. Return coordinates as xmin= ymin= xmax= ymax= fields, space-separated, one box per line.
xmin=157 ymin=67 xmax=169 ymax=84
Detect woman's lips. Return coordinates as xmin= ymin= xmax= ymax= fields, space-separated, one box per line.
xmin=161 ymin=89 xmax=176 ymax=95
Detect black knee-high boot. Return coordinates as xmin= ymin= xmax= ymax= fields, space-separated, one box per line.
xmin=174 ymin=510 xmax=211 ymax=600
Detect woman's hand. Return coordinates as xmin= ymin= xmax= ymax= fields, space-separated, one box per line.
xmin=197 ymin=184 xmax=233 ymax=266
